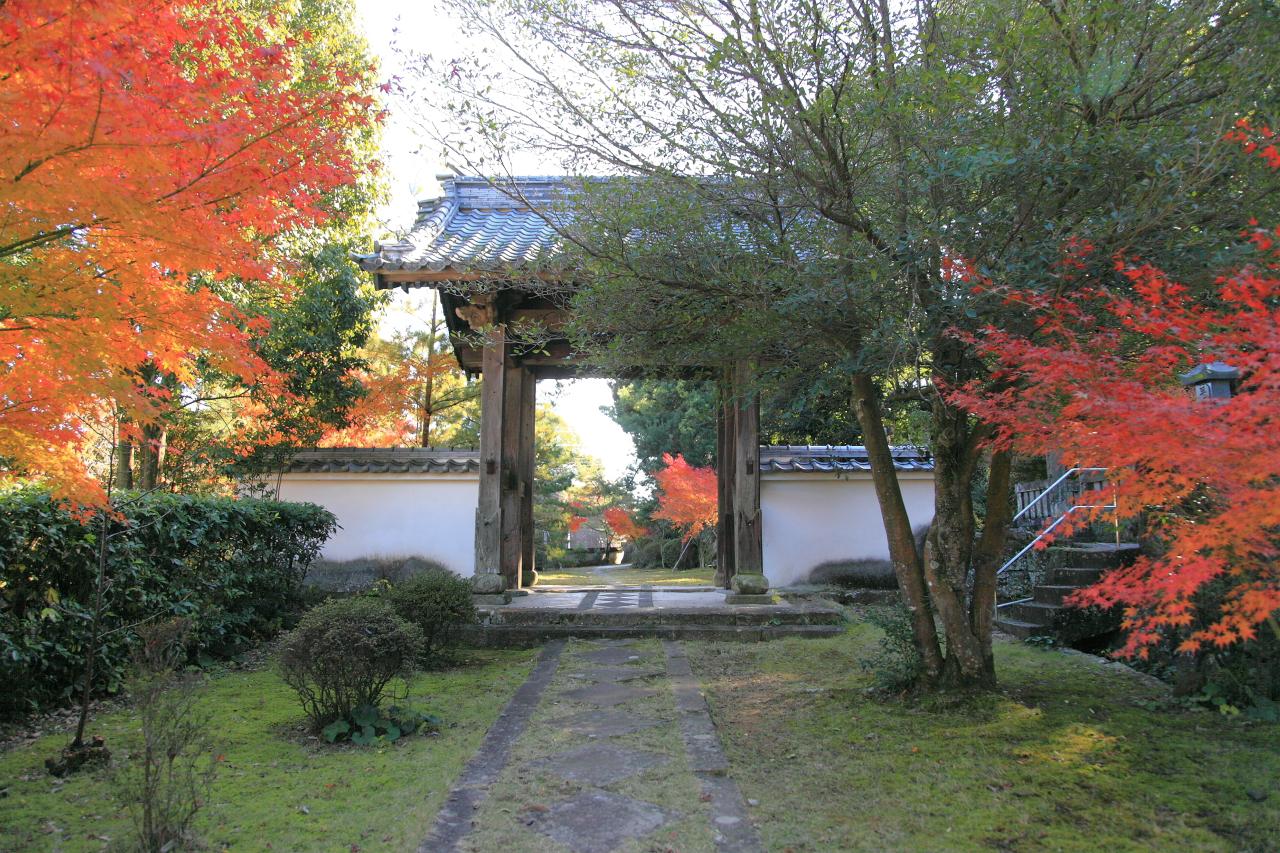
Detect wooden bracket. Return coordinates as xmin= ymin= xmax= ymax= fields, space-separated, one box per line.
xmin=455 ymin=293 xmax=497 ymax=328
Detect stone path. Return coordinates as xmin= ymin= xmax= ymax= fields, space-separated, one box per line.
xmin=424 ymin=638 xmax=763 ymax=853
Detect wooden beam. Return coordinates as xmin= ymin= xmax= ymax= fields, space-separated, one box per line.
xmin=518 ymin=368 xmax=537 ymax=584
xmin=715 ymin=371 xmax=736 ymax=589
xmin=474 ymin=328 xmax=506 ymax=587
xmin=499 ymin=358 xmax=525 ymax=589
xmin=508 ymin=307 xmax=571 ymax=327
xmin=732 ymin=360 xmax=763 ymax=576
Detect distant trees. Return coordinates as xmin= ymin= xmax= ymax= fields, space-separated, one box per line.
xmin=0 ymin=0 xmax=382 ymax=502
xmin=652 ymin=454 xmax=718 ymax=544
xmin=320 ymin=292 xmax=481 ymax=449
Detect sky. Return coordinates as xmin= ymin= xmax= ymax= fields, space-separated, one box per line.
xmin=354 ymin=0 xmax=639 ymax=480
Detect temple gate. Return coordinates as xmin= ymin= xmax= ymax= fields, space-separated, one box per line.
xmin=357 ymin=174 xmax=762 ymax=596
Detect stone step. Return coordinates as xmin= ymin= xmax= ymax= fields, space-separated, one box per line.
xmin=1001 ymin=600 xmax=1065 ymax=627
xmin=994 ymin=617 xmax=1052 ymax=640
xmin=461 ymin=622 xmax=845 ymax=647
xmin=485 ymin=605 xmax=844 ymax=628
xmin=1034 ymin=584 xmax=1084 ymax=605
xmin=1042 ymin=543 xmax=1140 ymax=570
xmin=1045 ymin=566 xmax=1106 ymax=586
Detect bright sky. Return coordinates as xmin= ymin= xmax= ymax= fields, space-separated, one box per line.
xmin=355 ymin=0 xmax=638 ymax=480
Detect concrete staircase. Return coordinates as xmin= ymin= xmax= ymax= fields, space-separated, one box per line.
xmin=996 ymin=542 xmax=1139 ymax=644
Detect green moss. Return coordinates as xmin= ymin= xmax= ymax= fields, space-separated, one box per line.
xmin=0 ymin=649 xmax=536 ymax=852
xmin=686 ymin=616 xmax=1280 ymax=852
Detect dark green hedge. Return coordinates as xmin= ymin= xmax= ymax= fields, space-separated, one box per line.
xmin=0 ymin=488 xmax=336 ymax=719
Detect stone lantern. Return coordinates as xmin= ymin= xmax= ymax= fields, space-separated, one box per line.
xmin=1179 ymin=361 xmax=1239 ymax=400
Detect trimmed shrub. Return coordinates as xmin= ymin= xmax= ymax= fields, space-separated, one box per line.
xmin=384 ymin=568 xmax=477 ymax=665
xmin=807 ymin=559 xmax=898 ymax=589
xmin=0 ymin=486 xmax=336 ymax=720
xmin=278 ymin=597 xmax=423 ymax=731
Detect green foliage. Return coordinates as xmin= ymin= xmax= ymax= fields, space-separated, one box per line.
xmin=859 ymin=605 xmax=929 ymax=694
xmin=321 ymin=703 xmax=441 ymax=745
xmin=1138 ymin=622 xmax=1280 ymax=722
xmin=608 ymin=375 xmax=863 ymax=480
xmin=0 ymin=487 xmax=336 ymax=720
xmin=607 ymin=380 xmax=717 ymax=474
xmin=278 ymin=597 xmax=423 ymax=732
xmin=384 ymin=569 xmax=478 ymax=666
xmin=531 ymin=401 xmax=609 ymax=562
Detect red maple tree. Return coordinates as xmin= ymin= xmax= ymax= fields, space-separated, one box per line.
xmin=0 ymin=0 xmax=378 ymax=503
xmin=603 ymin=506 xmax=648 ymax=541
xmin=953 ymin=120 xmax=1280 ymax=658
xmin=652 ymin=453 xmax=717 ymax=543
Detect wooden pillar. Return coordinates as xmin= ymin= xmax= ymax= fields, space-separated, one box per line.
xmin=732 ymin=360 xmax=764 ymax=576
xmin=518 ymin=368 xmax=537 ymax=586
xmin=715 ymin=372 xmax=736 ymax=588
xmin=499 ymin=360 xmax=525 ymax=590
xmin=473 ymin=326 xmax=507 ymax=593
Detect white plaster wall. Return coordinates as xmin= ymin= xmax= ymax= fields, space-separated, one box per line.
xmin=274 ymin=473 xmax=478 ymax=577
xmin=761 ymin=471 xmax=935 ymax=588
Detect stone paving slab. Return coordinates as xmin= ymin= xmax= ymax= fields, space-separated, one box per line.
xmin=581 ymin=645 xmax=648 ymax=665
xmin=531 ymin=789 xmax=677 ymax=853
xmin=566 ymin=665 xmax=664 ymax=683
xmin=428 ymin=638 xmax=761 ymax=853
xmin=535 ymin=742 xmax=670 ymax=786
xmin=664 ymin=640 xmax=763 ymax=853
xmin=559 ymin=708 xmax=665 ymax=738
xmin=561 ymin=681 xmax=658 ymax=707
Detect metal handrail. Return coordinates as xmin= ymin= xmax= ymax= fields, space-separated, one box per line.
xmin=1013 ymin=466 xmax=1108 ymax=524
xmin=997 ymin=500 xmax=1117 ymax=577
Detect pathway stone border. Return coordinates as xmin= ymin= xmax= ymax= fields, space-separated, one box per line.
xmin=417 ymin=639 xmax=565 ymax=853
xmin=664 ymin=640 xmax=764 ymax=853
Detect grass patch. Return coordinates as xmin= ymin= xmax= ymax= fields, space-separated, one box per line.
xmin=536 ymin=564 xmax=716 ymax=587
xmin=686 ymin=616 xmax=1279 ymax=852
xmin=0 ymin=649 xmax=536 ymax=852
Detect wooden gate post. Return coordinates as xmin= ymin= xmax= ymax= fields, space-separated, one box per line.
xmin=732 ymin=360 xmax=764 ymax=579
xmin=517 ymin=367 xmax=537 ymax=586
xmin=499 ymin=360 xmax=525 ymax=590
xmin=715 ymin=370 xmax=737 ymax=588
xmin=473 ymin=322 xmax=507 ymax=596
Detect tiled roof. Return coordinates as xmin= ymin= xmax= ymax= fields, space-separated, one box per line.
xmin=283 ymin=448 xmax=480 ymax=474
xmin=759 ymin=445 xmax=933 ymax=473
xmin=356 ymin=176 xmax=568 ymax=275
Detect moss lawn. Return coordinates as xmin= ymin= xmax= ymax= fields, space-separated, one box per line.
xmin=0 ymin=649 xmax=536 ymax=852
xmin=686 ymin=615 xmax=1279 ymax=852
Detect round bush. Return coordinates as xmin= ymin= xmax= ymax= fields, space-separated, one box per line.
xmin=385 ymin=568 xmax=477 ymax=665
xmin=278 ymin=597 xmax=423 ymax=731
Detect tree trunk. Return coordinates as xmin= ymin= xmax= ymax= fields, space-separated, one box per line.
xmin=971 ymin=448 xmax=1013 ymax=677
xmin=419 ymin=384 xmax=433 ymax=448
xmin=420 ymin=294 xmax=439 ymax=447
xmin=925 ymin=399 xmax=994 ymax=689
xmin=114 ymin=442 xmax=134 ymax=491
xmin=136 ymin=424 xmax=165 ymax=491
xmin=849 ymin=372 xmax=944 ymax=681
